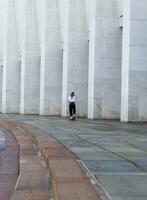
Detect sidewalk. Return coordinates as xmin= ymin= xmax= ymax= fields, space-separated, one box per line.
xmin=0 ymin=114 xmax=147 ymax=200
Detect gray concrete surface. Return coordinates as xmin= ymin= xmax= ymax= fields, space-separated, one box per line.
xmin=0 ymin=129 xmax=5 ymax=153
xmin=0 ymin=114 xmax=147 ymax=199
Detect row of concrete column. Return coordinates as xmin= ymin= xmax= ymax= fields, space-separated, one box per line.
xmin=0 ymin=0 xmax=147 ymax=122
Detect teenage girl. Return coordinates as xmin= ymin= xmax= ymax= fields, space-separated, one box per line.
xmin=68 ymin=92 xmax=76 ymax=120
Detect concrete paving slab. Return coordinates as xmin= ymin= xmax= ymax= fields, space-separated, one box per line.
xmin=131 ymin=159 xmax=147 ymax=171
xmin=59 ymin=138 xmax=92 ymax=147
xmin=96 ymin=174 xmax=147 ymax=197
xmin=112 ymin=197 xmax=147 ymax=200
xmin=77 ymin=152 xmax=121 ymax=160
xmin=103 ymin=146 xmax=142 ymax=154
xmin=130 ymin=144 xmax=147 ymax=152
xmin=70 ymin=146 xmax=99 ymax=153
xmin=84 ymin=160 xmax=141 ymax=173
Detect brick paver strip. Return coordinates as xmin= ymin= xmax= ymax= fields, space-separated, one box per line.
xmin=43 ymin=146 xmax=77 ymax=159
xmin=17 ymin=171 xmax=49 ymax=190
xmin=0 ymin=121 xmax=51 ymax=200
xmin=0 ymin=119 xmax=102 ymax=200
xmin=13 ymin=133 xmax=50 ymax=199
xmin=20 ymin=147 xmax=37 ymax=156
xmin=11 ymin=190 xmax=49 ymax=200
xmin=53 ymin=181 xmax=99 ymax=200
xmin=50 ymin=159 xmax=87 ymax=182
xmin=20 ymin=156 xmax=46 ymax=171
xmin=0 ymin=175 xmax=18 ymax=200
xmin=38 ymin=140 xmax=62 ymax=149
xmin=0 ymin=129 xmax=19 ymax=200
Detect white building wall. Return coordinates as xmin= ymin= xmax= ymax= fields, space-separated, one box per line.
xmin=85 ymin=0 xmax=90 ymax=30
xmin=19 ymin=0 xmax=40 ymax=114
xmin=102 ymin=1 xmax=122 ymax=119
xmin=2 ymin=0 xmax=20 ymax=113
xmin=0 ymin=0 xmax=4 ymax=113
xmin=39 ymin=0 xmax=63 ymax=115
xmin=88 ymin=0 xmax=122 ymax=119
xmin=121 ymin=0 xmax=147 ymax=121
xmin=1 ymin=0 xmax=147 ymax=122
xmin=62 ymin=0 xmax=89 ymax=117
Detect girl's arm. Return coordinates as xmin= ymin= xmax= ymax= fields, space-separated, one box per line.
xmin=67 ymin=96 xmax=70 ymax=102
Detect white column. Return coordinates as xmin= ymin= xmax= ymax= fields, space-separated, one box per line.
xmin=121 ymin=0 xmax=130 ymax=122
xmin=2 ymin=0 xmax=20 ymax=113
xmin=61 ymin=0 xmax=69 ymax=117
xmin=0 ymin=0 xmax=5 ymax=113
xmin=87 ymin=0 xmax=96 ymax=119
xmin=38 ymin=0 xmax=62 ymax=115
xmin=19 ymin=0 xmax=40 ymax=114
xmin=121 ymin=0 xmax=147 ymax=122
xmin=62 ymin=0 xmax=89 ymax=117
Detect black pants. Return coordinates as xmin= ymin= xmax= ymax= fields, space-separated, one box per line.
xmin=69 ymin=102 xmax=76 ymax=117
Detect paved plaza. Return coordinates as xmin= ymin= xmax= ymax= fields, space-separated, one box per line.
xmin=0 ymin=114 xmax=147 ymax=199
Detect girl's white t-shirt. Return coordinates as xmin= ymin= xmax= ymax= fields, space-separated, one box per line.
xmin=68 ymin=96 xmax=76 ymax=103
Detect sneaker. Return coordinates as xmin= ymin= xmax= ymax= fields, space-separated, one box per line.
xmin=70 ymin=116 xmax=73 ymax=120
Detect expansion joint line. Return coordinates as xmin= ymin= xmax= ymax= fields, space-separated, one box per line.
xmin=50 ymin=160 xmax=58 ymax=200
xmin=77 ymin=135 xmax=147 ymax=172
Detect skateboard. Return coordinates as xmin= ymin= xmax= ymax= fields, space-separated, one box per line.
xmin=72 ymin=116 xmax=76 ymax=120
xmin=69 ymin=116 xmax=76 ymax=121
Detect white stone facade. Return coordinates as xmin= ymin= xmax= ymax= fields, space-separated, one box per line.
xmin=121 ymin=0 xmax=147 ymax=121
xmin=0 ymin=0 xmax=146 ymax=122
